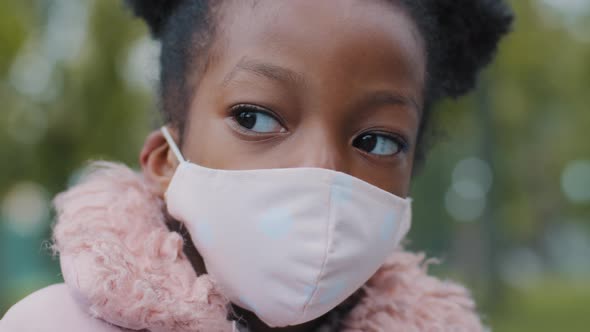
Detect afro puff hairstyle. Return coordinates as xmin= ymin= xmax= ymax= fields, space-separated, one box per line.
xmin=125 ymin=0 xmax=514 ymax=170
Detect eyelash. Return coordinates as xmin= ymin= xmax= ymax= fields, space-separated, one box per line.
xmin=228 ymin=103 xmax=410 ymax=157
xmin=356 ymin=131 xmax=410 ymax=158
xmin=229 ymin=104 xmax=287 ymax=134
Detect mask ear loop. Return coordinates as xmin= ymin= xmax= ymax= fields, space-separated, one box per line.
xmin=160 ymin=126 xmax=186 ymax=163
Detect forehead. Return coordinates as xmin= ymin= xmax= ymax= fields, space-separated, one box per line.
xmin=208 ymin=0 xmax=426 ymax=102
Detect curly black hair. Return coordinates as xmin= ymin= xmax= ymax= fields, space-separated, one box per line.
xmin=124 ymin=0 xmax=513 ymax=173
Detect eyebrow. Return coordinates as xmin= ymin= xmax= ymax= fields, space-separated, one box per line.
xmin=223 ymin=57 xmax=421 ymax=116
xmin=222 ymin=57 xmax=305 ymax=88
xmin=356 ymin=90 xmax=422 ymax=117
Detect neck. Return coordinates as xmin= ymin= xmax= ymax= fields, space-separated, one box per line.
xmin=230 ymin=304 xmax=326 ymax=332
xmin=165 ymin=214 xmax=208 ymax=276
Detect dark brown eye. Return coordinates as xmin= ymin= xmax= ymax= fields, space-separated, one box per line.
xmin=352 ymin=133 xmax=404 ymax=156
xmin=231 ymin=105 xmax=285 ymax=133
xmin=236 ymin=111 xmax=257 ymax=129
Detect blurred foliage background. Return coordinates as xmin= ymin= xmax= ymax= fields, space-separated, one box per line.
xmin=0 ymin=0 xmax=589 ymax=330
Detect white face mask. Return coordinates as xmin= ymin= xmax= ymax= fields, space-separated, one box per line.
xmin=161 ymin=126 xmax=412 ymax=327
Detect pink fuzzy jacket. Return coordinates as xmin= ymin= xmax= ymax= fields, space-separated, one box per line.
xmin=1 ymin=162 xmax=485 ymax=332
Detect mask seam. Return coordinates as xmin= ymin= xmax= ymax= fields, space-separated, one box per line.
xmin=298 ymin=174 xmax=335 ymax=322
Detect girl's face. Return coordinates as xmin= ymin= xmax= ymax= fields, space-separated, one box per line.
xmin=141 ymin=1 xmax=426 ymax=330
xmin=158 ymin=0 xmax=426 ymax=198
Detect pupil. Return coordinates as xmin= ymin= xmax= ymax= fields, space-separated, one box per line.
xmin=237 ymin=111 xmax=257 ymax=129
xmin=356 ymin=134 xmax=377 ymax=152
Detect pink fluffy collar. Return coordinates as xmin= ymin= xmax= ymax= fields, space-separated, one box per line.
xmin=51 ymin=161 xmax=484 ymax=332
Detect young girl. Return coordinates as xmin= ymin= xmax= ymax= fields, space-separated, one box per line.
xmin=1 ymin=0 xmax=513 ymax=331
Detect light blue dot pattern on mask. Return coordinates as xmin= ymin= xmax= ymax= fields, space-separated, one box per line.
xmin=317 ymin=279 xmax=346 ymax=305
xmin=194 ymin=220 xmax=214 ymax=248
xmin=258 ymin=207 xmax=294 ymax=239
xmin=238 ymin=295 xmax=259 ymax=314
xmin=331 ymin=174 xmax=354 ymax=204
xmin=380 ymin=210 xmax=399 ymax=241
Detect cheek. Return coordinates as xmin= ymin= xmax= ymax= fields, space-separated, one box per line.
xmin=392 ymin=135 xmax=417 ymax=195
xmin=353 ymin=156 xmax=414 ymax=197
xmin=181 ymin=98 xmax=230 ymax=168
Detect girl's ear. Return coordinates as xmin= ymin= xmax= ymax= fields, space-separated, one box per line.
xmin=140 ymin=129 xmax=180 ymax=197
